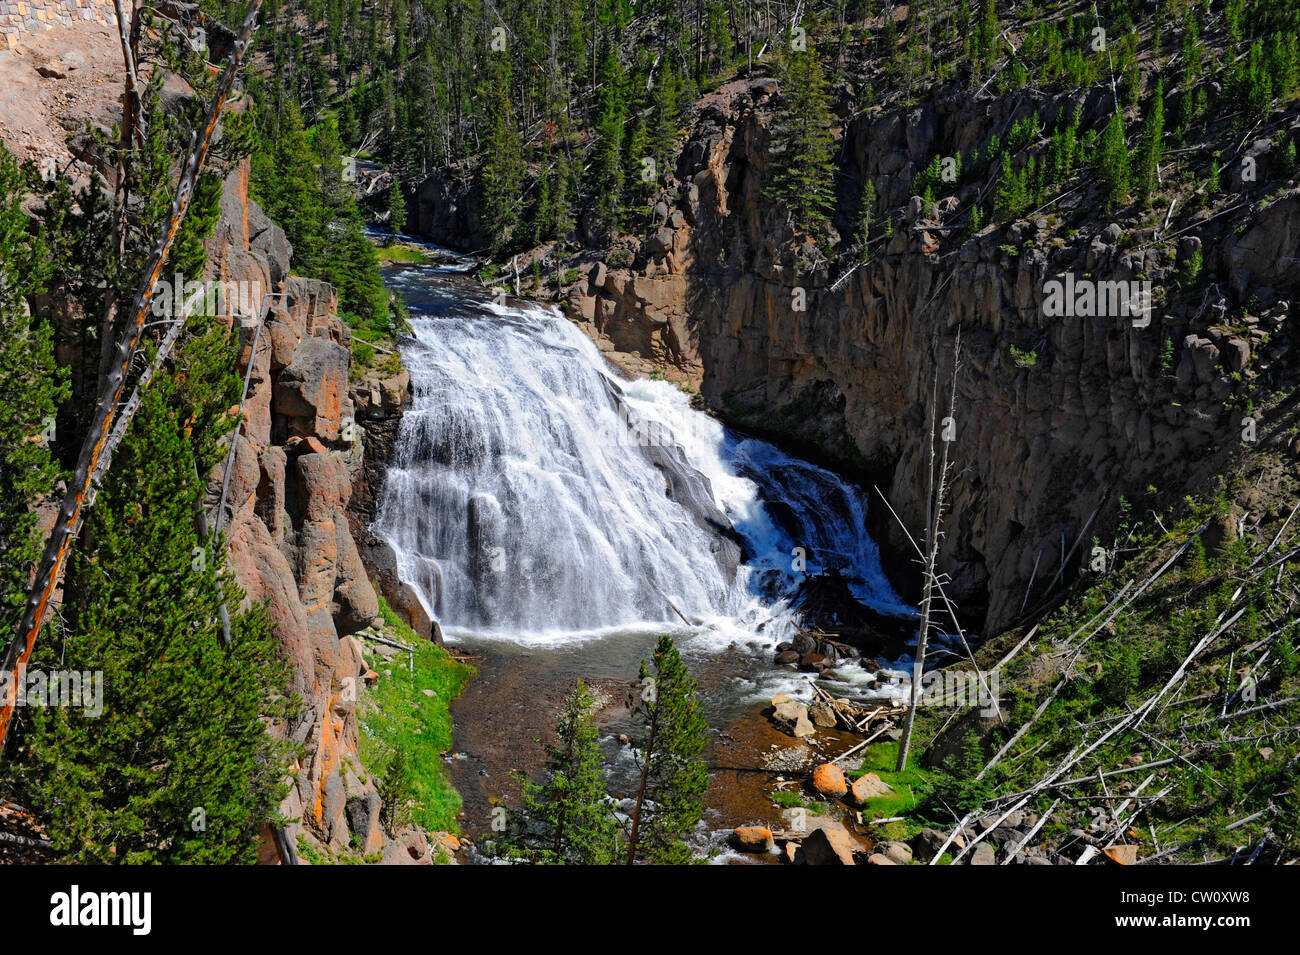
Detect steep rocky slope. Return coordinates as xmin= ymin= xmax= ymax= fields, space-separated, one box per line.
xmin=424 ymin=73 xmax=1300 ymax=637
xmin=2 ymin=21 xmax=437 ymax=862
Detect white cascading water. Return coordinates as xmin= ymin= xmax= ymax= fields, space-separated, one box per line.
xmin=374 ymin=262 xmax=911 ymax=643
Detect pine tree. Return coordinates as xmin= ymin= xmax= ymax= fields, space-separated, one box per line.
xmin=1137 ymin=79 xmax=1165 ymax=205
xmin=589 ymin=41 xmax=629 ymax=239
xmin=387 ymin=183 xmax=407 ymax=235
xmin=505 ymin=680 xmax=622 ymax=865
xmin=765 ymin=46 xmax=836 ymax=230
xmin=622 ymin=113 xmax=652 ymax=228
xmin=326 ymin=207 xmax=389 ymax=330
xmin=648 ymin=63 xmax=682 ymax=185
xmin=996 ymin=152 xmax=1026 ymax=219
xmin=0 ymin=144 xmax=68 ymax=636
xmin=1097 ymin=110 xmax=1131 ymax=210
xmin=479 ymin=63 xmax=525 ymax=254
xmin=253 ymin=100 xmax=326 ymax=275
xmin=312 ymin=116 xmax=350 ymax=220
xmin=856 ymin=177 xmax=877 ymax=260
xmin=973 ymin=0 xmax=999 ymax=78
xmin=624 ymin=634 xmax=709 ymax=865
xmin=16 ymin=328 xmax=295 ymax=864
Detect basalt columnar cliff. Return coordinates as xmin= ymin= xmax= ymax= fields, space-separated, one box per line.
xmin=419 ymin=73 xmax=1300 ymax=638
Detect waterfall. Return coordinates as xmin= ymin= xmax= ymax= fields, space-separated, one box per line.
xmin=374 ymin=264 xmax=910 ymax=642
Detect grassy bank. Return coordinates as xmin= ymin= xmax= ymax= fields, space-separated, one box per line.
xmin=357 ymin=597 xmax=475 ymax=835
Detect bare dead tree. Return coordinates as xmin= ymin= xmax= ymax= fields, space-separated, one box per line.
xmin=897 ymin=328 xmax=962 ymax=772
xmin=0 ymin=0 xmax=265 ymax=752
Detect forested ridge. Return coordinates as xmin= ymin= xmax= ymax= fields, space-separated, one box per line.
xmin=245 ymin=0 xmax=1300 ymax=256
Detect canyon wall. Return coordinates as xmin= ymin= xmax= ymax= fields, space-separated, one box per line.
xmin=553 ymin=79 xmax=1300 ymax=634
xmin=204 ymin=163 xmax=430 ymax=862
xmin=2 ymin=19 xmax=436 ymax=862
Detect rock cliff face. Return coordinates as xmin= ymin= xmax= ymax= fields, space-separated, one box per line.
xmin=548 ymin=78 xmax=1300 ymax=634
xmin=204 ymin=163 xmax=425 ymax=861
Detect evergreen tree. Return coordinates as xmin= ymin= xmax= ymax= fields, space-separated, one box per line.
xmin=996 ymin=152 xmax=1027 ymax=219
xmin=253 ymin=100 xmax=391 ymax=332
xmin=479 ymin=63 xmax=526 ymax=253
xmin=505 ymin=680 xmax=622 ymax=865
xmin=253 ymin=100 xmax=326 ymax=275
xmin=387 ymin=183 xmax=407 ymax=236
xmin=1137 ymin=79 xmax=1165 ymax=205
xmin=856 ymin=176 xmax=877 ymax=260
xmin=326 ymin=207 xmax=389 ymax=330
xmin=17 ymin=329 xmax=295 ymax=864
xmin=0 ymin=144 xmax=68 ymax=635
xmin=312 ymin=116 xmax=350 ymax=220
xmin=624 ymin=634 xmax=708 ymax=865
xmin=765 ymin=46 xmax=837 ymax=230
xmin=622 ymin=113 xmax=653 ymax=228
xmin=648 ymin=63 xmax=682 ymax=185
xmin=1097 ymin=110 xmax=1131 ymax=210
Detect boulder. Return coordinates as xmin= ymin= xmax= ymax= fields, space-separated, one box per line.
xmin=803 ymin=826 xmax=858 ymax=865
xmin=809 ymin=702 xmax=838 ymax=727
xmin=847 ymin=772 xmax=893 ymax=806
xmin=969 ymin=843 xmax=997 ymax=865
xmin=811 ymin=763 xmax=848 ymax=798
xmin=382 ymin=827 xmax=435 ymax=865
xmin=771 ymin=694 xmax=815 ymax=737
xmin=877 ymin=840 xmax=913 ymax=864
xmin=912 ymin=827 xmax=950 ymax=860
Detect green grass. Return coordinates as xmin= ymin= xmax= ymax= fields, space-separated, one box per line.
xmin=357 ymin=597 xmax=475 ymax=833
xmin=375 ymin=243 xmax=429 ymax=264
xmin=771 ymin=789 xmax=827 ymax=814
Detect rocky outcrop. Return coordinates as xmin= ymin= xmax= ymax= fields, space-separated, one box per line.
xmin=413 ymin=169 xmax=487 ymax=251
xmin=557 ymin=77 xmax=1300 ymax=635
xmin=204 ymin=163 xmax=418 ymax=861
xmin=344 ymin=361 xmax=438 ymax=642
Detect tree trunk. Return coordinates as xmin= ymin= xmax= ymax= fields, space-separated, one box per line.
xmin=896 ymin=330 xmax=961 ymax=772
xmin=625 ymin=710 xmax=658 ymax=864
